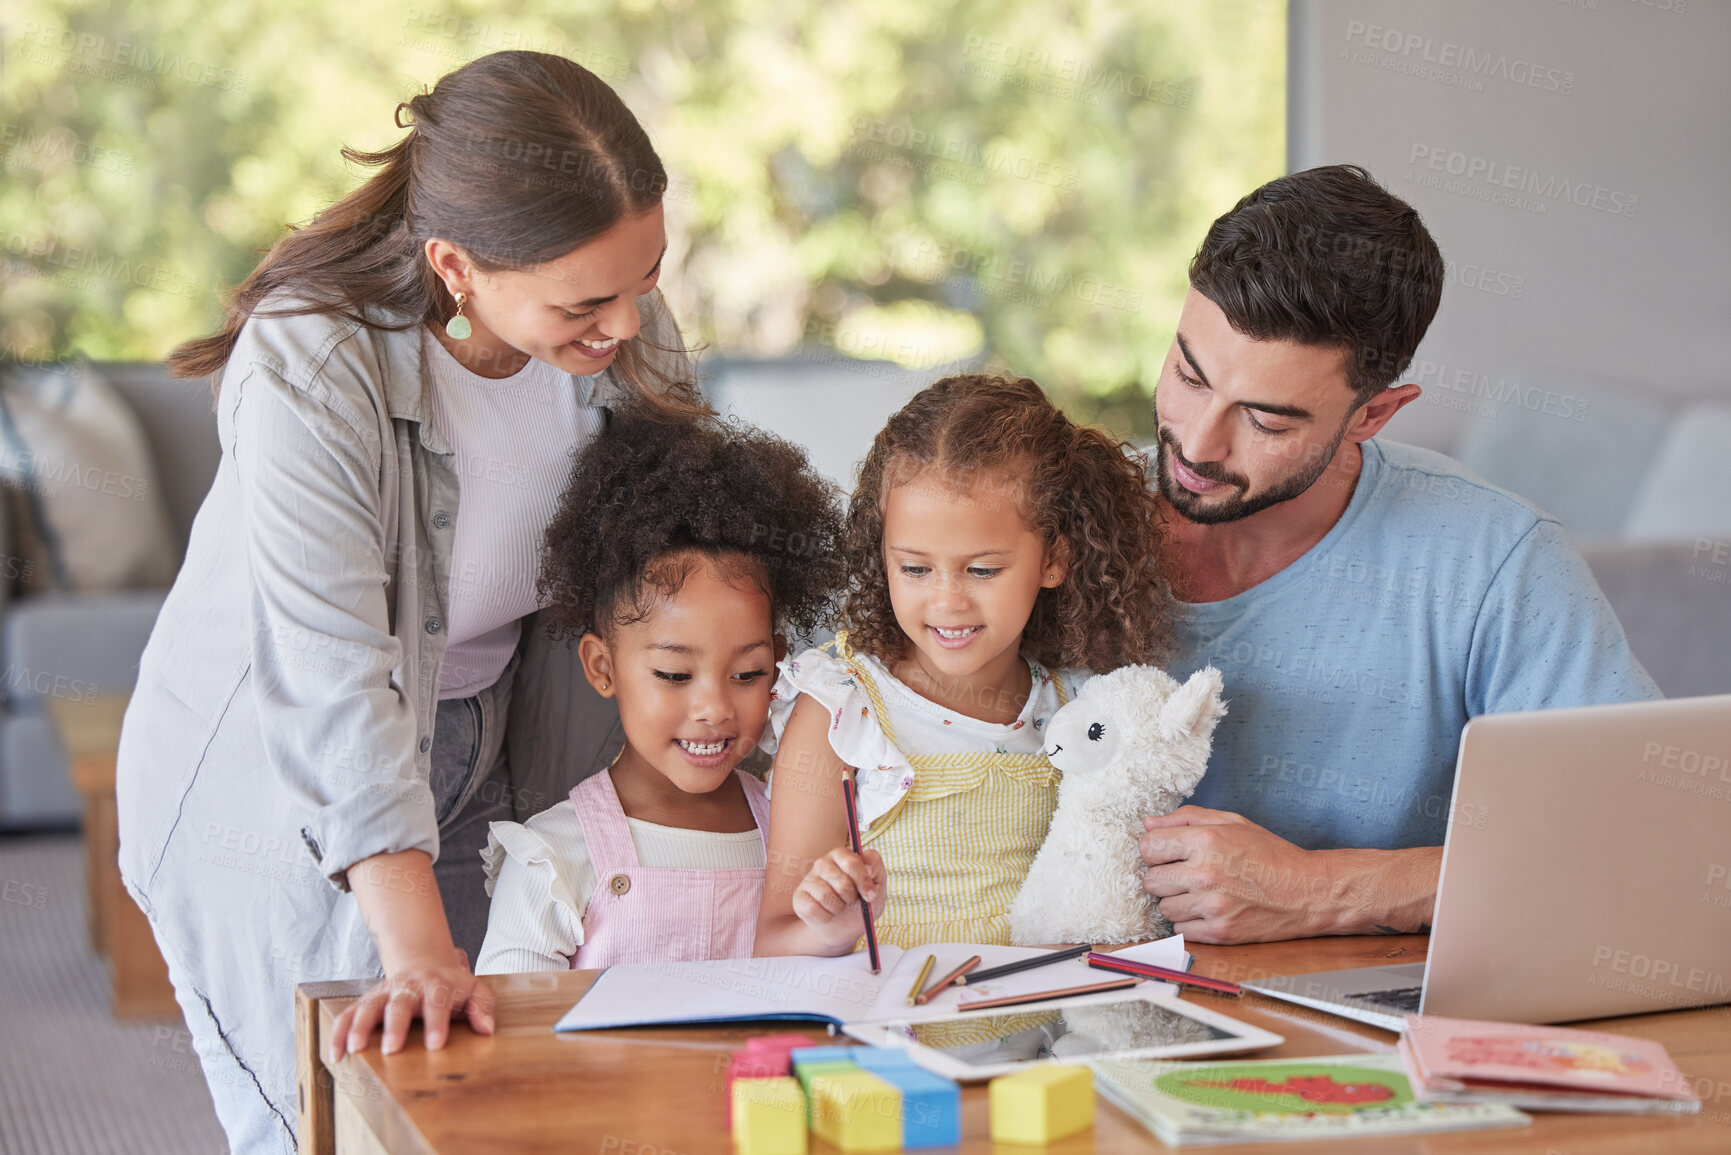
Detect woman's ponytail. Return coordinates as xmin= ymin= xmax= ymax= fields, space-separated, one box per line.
xmin=168 ymin=131 xmax=422 ymax=385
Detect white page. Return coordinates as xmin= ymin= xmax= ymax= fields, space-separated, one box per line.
xmin=555 ymin=936 xmax=1191 ymax=1032
xmin=555 ymin=947 xmax=906 ymax=1031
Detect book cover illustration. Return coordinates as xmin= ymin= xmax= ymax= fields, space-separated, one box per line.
xmin=1399 ymin=1015 xmax=1702 ymax=1112
xmin=1089 ymin=1053 xmax=1529 ymax=1145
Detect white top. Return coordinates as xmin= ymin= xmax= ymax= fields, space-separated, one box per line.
xmin=421 ymin=327 xmax=605 ymax=698
xmin=766 ymin=648 xmax=1084 ymax=829
xmin=475 ymin=799 xmax=767 ymax=974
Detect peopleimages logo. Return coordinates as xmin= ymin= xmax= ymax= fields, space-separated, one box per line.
xmin=1343 ymin=20 xmax=1575 ymax=94
xmin=1408 ymin=144 xmax=1639 ymax=218
xmin=1589 ymin=946 xmax=1731 ymax=1001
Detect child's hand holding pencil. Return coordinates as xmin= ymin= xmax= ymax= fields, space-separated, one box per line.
xmin=790 ymin=845 xmax=887 ymax=955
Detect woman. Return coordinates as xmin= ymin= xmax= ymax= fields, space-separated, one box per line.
xmin=116 ymin=51 xmax=703 ymax=1153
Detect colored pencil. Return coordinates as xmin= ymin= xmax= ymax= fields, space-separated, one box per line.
xmin=1086 ymin=952 xmax=1242 ymax=995
xmin=957 ymin=943 xmax=1094 ymax=985
xmin=913 ymin=955 xmax=981 ymax=1005
xmin=840 ymin=772 xmax=881 ymax=974
xmin=906 ymin=954 xmax=937 ymax=1005
xmin=958 ymin=975 xmax=1142 ymax=1012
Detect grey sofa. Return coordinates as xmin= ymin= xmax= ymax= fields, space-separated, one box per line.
xmin=0 ymin=358 xmax=1721 ymax=828
xmin=0 ymin=363 xmax=219 ymax=826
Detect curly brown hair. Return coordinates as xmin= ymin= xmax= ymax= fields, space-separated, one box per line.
xmin=839 ymin=374 xmax=1176 ymax=672
xmin=539 ymin=407 xmax=846 ymax=638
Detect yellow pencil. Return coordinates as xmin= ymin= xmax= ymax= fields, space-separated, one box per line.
xmin=915 ymin=955 xmax=981 ymax=1005
xmin=906 ymin=954 xmax=937 ymax=1006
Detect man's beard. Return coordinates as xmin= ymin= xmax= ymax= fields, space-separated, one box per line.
xmin=1154 ymin=425 xmax=1347 ymax=525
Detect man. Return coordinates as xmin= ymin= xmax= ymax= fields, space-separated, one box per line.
xmin=1138 ymin=165 xmax=1658 ymax=944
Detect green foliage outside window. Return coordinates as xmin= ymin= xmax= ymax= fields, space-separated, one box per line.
xmin=1 ymin=0 xmax=1282 ymax=436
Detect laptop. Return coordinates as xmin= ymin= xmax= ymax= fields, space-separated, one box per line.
xmin=1242 ymin=693 xmax=1731 ymax=1032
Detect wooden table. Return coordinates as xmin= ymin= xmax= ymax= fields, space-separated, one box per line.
xmin=299 ymin=936 xmax=1731 ymax=1153
xmin=47 ymin=693 xmax=179 ymax=1019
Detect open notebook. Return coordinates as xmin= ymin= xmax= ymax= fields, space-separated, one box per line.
xmin=554 ymin=938 xmax=1190 ymax=1032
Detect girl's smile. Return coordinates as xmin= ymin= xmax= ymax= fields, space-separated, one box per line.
xmin=674 ymin=735 xmax=736 ymax=767
xmin=883 ymin=470 xmax=1065 ymax=723
xmin=928 ymin=624 xmax=985 ymax=649
xmin=579 ymin=553 xmax=778 ymax=830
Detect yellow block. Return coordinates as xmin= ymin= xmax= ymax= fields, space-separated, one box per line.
xmin=732 ymin=1077 xmax=808 ymax=1155
xmin=810 ymin=1069 xmax=903 ymax=1153
xmin=989 ymin=1063 xmax=1095 ymax=1144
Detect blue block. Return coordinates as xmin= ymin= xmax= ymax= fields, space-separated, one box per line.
xmin=865 ymin=1064 xmax=960 ymax=1148
xmin=853 ymin=1047 xmax=926 ymax=1074
xmin=789 ymin=1045 xmax=859 ymax=1071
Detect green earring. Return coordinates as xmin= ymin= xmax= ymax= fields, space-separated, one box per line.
xmin=445 ymin=292 xmax=472 ymax=340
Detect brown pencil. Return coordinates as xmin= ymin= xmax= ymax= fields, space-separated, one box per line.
xmin=913 ymin=955 xmax=981 ymax=1005
xmin=956 ymin=975 xmax=1142 ymax=1012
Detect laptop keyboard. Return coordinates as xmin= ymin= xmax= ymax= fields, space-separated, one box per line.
xmin=1353 ymin=986 xmax=1424 ymax=1013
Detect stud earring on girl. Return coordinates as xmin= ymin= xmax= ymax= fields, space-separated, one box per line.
xmin=445 ymin=291 xmax=472 ymax=340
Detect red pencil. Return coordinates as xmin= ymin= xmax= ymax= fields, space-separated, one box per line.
xmin=1086 ymin=952 xmax=1242 ymax=995
xmin=840 ymin=771 xmax=881 ymax=974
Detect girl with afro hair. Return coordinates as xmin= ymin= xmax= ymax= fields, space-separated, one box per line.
xmin=476 ymin=408 xmax=845 ymax=971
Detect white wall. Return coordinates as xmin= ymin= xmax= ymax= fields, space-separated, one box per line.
xmin=1288 ymin=0 xmax=1731 ymax=535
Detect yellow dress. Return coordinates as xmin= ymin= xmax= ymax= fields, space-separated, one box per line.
xmin=769 ymin=640 xmax=1072 ymax=948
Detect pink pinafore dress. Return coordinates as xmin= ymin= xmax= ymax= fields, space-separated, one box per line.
xmin=567 ymin=768 xmax=772 ymax=968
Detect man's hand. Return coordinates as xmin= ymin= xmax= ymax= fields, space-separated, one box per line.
xmin=1139 ymin=805 xmax=1442 ymax=944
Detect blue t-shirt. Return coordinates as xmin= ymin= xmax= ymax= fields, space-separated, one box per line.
xmin=1172 ymin=439 xmax=1660 ymax=851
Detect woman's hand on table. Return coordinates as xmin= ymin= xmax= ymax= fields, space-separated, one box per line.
xmin=333 ymin=848 xmax=497 ymax=1061
xmin=329 ymin=946 xmax=497 ymax=1061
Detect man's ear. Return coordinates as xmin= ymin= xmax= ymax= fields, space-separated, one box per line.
xmin=773 ymin=634 xmax=788 ymax=664
xmin=1040 ymin=538 xmax=1071 ymax=589
xmin=577 ymin=633 xmax=616 ymax=697
xmin=1344 ymin=383 xmax=1423 ymax=443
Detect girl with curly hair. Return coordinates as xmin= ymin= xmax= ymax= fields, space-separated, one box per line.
xmin=755 ymin=373 xmax=1178 ymax=954
xmin=475 ymin=408 xmax=845 ymax=971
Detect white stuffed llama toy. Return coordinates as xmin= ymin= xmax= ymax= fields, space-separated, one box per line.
xmin=1008 ymin=665 xmax=1226 ymax=946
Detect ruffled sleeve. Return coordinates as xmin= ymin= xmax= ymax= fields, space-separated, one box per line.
xmin=474 ymin=803 xmax=595 ymax=974
xmin=766 ymin=647 xmax=916 ymax=831
xmin=1051 ymin=666 xmax=1091 ymax=708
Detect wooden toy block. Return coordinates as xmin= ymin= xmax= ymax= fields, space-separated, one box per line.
xmin=743 ymin=1033 xmax=820 ymax=1054
xmin=989 ymin=1064 xmax=1095 ymax=1145
xmin=731 ymin=1077 xmax=808 ymax=1155
xmin=852 ymin=1048 xmax=927 ymax=1074
xmin=727 ymin=1049 xmax=794 ymax=1123
xmin=731 ymin=1050 xmax=793 ymax=1080
xmin=789 ymin=1044 xmax=859 ymax=1070
xmin=795 ymin=1060 xmax=859 ymax=1123
xmin=810 ymin=1069 xmax=903 ymax=1153
xmin=795 ymin=1059 xmax=859 ymax=1095
xmin=860 ymin=1063 xmax=959 ymax=1148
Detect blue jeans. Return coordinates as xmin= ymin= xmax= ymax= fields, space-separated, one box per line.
xmin=428 ymin=655 xmax=516 ymax=966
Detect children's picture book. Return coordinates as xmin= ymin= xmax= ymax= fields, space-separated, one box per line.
xmin=1398 ymin=1014 xmax=1703 ymax=1114
xmin=1087 ymin=1052 xmax=1531 ymax=1146
xmin=554 ymin=938 xmax=1192 ymax=1032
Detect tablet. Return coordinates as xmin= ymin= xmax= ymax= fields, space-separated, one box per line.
xmin=841 ymin=988 xmax=1284 ymax=1081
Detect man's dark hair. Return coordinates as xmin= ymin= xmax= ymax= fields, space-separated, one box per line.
xmin=1188 ymin=164 xmax=1445 ymax=405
